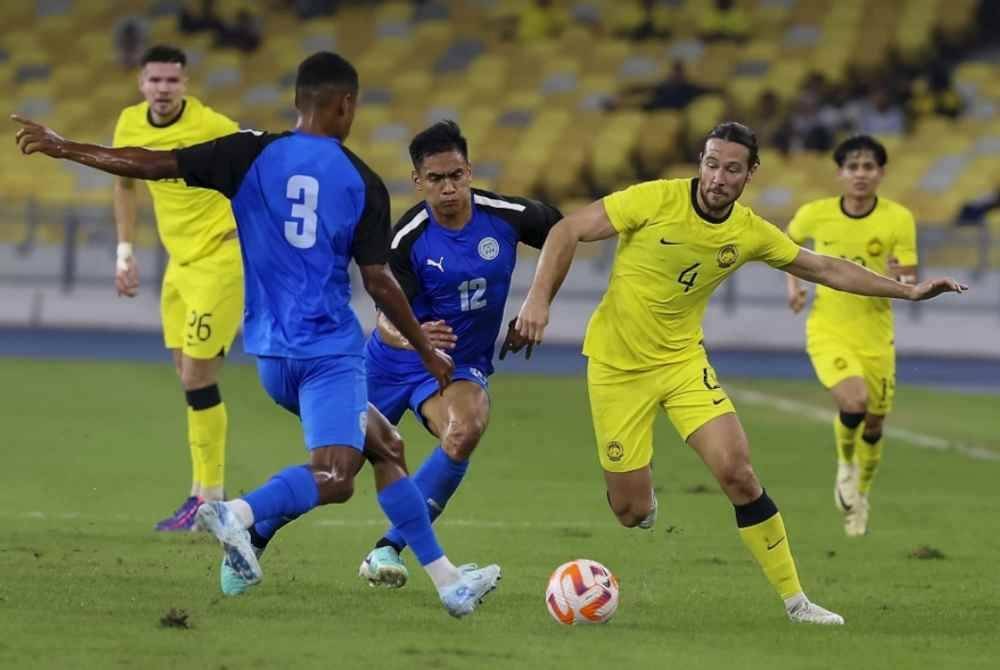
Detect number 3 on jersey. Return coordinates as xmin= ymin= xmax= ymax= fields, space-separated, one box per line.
xmin=285 ymin=174 xmax=319 ymax=249
xmin=459 ymin=278 xmax=487 ymax=311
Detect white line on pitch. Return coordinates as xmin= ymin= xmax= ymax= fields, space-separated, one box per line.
xmin=730 ymin=387 xmax=1000 ymax=462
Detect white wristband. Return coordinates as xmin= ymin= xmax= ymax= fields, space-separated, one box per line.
xmin=116 ymin=242 xmax=133 ymax=272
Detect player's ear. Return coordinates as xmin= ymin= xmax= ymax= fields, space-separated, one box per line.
xmin=412 ymin=169 xmax=422 ymax=191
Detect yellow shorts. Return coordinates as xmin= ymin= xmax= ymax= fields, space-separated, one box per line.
xmin=161 ymin=240 xmax=244 ymax=360
xmin=587 ymin=351 xmax=736 ymax=473
xmin=807 ymin=339 xmax=895 ymax=415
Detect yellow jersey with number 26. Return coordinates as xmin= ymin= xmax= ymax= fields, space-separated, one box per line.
xmin=583 ymin=178 xmax=801 ymax=371
xmin=113 ymin=96 xmax=239 ymax=265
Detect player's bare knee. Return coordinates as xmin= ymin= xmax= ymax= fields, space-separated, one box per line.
xmin=717 ymin=462 xmax=758 ymax=501
xmin=840 ymin=395 xmax=867 ymax=415
xmin=315 ymin=470 xmax=355 ymax=504
xmin=442 ymin=418 xmax=485 ymax=460
xmin=179 ymin=363 xmax=217 ymax=390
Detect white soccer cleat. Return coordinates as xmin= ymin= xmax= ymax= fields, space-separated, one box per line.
xmin=439 ymin=564 xmax=502 ymax=618
xmin=834 ymin=462 xmax=859 ymax=513
xmin=196 ymin=501 xmax=262 ymax=587
xmin=637 ymin=490 xmax=658 ymax=530
xmin=845 ymin=493 xmax=869 ymax=537
xmin=786 ymin=594 xmax=845 ymax=625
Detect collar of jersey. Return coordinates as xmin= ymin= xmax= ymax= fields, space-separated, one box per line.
xmin=690 ymin=178 xmax=733 ymax=225
xmin=290 ymin=129 xmax=342 ymax=143
xmin=146 ymin=99 xmax=187 ymax=129
xmin=424 ymin=199 xmax=474 ymax=235
xmin=839 ymin=195 xmax=879 ymax=219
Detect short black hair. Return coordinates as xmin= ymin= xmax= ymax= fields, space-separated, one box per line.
xmin=294 ymin=51 xmax=358 ymax=109
xmin=409 ymin=120 xmax=469 ymax=168
xmin=833 ymin=134 xmax=888 ymax=167
xmin=140 ymin=45 xmax=187 ymax=68
xmin=704 ymin=121 xmax=760 ymax=169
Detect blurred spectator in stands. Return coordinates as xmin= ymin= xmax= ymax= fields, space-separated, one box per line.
xmin=851 ymin=87 xmax=906 ymax=136
xmin=698 ymin=0 xmax=750 ymax=44
xmin=179 ymin=0 xmax=226 ymax=37
xmin=749 ymin=89 xmax=791 ymax=153
xmin=629 ymin=0 xmax=671 ymax=42
xmin=908 ymin=63 xmax=963 ymax=120
xmin=971 ymin=0 xmax=1000 ymax=51
xmin=115 ymin=18 xmax=147 ymax=69
xmin=217 ymin=9 xmax=262 ymax=53
xmin=516 ymin=0 xmax=568 ymax=42
xmin=611 ymin=60 xmax=711 ymax=111
xmin=784 ymin=72 xmax=845 ymax=152
xmin=292 ymin=0 xmax=338 ymax=19
xmin=956 ymin=186 xmax=1000 ymax=227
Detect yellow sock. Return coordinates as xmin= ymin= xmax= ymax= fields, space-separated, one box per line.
xmin=833 ymin=414 xmax=861 ymax=464
xmin=857 ymin=434 xmax=883 ymax=495
xmin=738 ymin=511 xmax=803 ymax=600
xmin=188 ymin=402 xmax=227 ymax=496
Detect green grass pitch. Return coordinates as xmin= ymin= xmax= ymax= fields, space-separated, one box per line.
xmin=0 ymin=358 xmax=997 ymax=669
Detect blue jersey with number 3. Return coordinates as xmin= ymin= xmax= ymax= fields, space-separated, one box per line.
xmin=174 ymin=130 xmax=390 ymax=359
xmin=367 ymin=190 xmax=561 ymax=376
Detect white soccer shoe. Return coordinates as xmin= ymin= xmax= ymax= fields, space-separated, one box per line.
xmin=785 ymin=594 xmax=845 ymax=625
xmin=439 ymin=564 xmax=502 ymax=618
xmin=834 ymin=462 xmax=859 ymax=513
xmin=845 ymin=493 xmax=869 ymax=537
xmin=196 ymin=501 xmax=262 ymax=587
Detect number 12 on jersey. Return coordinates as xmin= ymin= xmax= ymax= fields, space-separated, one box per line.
xmin=459 ymin=278 xmax=487 ymax=311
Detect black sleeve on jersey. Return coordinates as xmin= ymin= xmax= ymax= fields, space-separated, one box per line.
xmin=342 ymin=147 xmax=391 ymax=266
xmin=387 ymin=201 xmax=430 ymax=300
xmin=474 ymin=189 xmax=563 ymax=250
xmin=174 ymin=130 xmax=284 ymax=199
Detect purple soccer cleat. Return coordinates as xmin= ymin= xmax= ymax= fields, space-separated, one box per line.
xmin=154 ymin=496 xmax=203 ymax=532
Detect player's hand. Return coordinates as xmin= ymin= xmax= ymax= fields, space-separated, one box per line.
xmin=115 ymin=243 xmax=139 ymax=297
xmin=420 ymin=347 xmax=454 ymax=394
xmin=12 ymin=114 xmax=67 ymax=158
xmin=907 ymin=277 xmax=968 ymax=301
xmin=499 ymin=318 xmax=534 ymax=360
xmin=787 ymin=286 xmax=808 ymax=314
xmin=421 ymin=320 xmax=456 ymax=350
xmin=515 ymin=294 xmax=549 ymax=345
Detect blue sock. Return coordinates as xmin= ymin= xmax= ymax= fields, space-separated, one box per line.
xmin=377 ymin=477 xmax=444 ymax=566
xmin=249 ymin=514 xmax=299 ymax=551
xmin=383 ymin=447 xmax=468 ymax=551
xmin=243 ymin=465 xmax=319 ymax=525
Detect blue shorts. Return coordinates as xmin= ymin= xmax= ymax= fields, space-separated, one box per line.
xmin=256 ymin=355 xmax=368 ymax=451
xmin=367 ymin=364 xmax=490 ymax=426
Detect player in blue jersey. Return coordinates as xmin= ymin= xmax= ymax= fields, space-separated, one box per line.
xmin=12 ymin=52 xmax=501 ymax=618
xmin=356 ymin=121 xmax=562 ymax=587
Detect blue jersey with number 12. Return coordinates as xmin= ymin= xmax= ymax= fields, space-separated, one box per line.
xmin=367 ymin=189 xmax=561 ymax=376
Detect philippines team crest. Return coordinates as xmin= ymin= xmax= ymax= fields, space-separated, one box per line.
xmin=478 ymin=237 xmax=500 ymax=261
xmin=717 ymin=244 xmax=739 ymax=268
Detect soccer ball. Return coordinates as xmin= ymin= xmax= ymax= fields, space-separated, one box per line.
xmin=545 ymin=559 xmax=619 ymax=625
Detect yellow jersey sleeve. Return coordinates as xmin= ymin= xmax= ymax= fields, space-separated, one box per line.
xmin=786 ymin=203 xmax=814 ymax=244
xmin=892 ymin=207 xmax=918 ymax=266
xmin=749 ymin=214 xmax=801 ymax=268
xmin=603 ymin=180 xmax=667 ymax=234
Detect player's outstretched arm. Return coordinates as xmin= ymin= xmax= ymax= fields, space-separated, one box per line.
xmin=375 ymin=312 xmax=456 ymax=351
xmin=785 ymin=273 xmax=808 ymax=313
xmin=360 ymin=264 xmax=453 ymax=390
xmin=783 ymin=248 xmax=967 ymax=301
xmin=516 ymin=199 xmax=618 ymax=344
xmin=12 ymin=114 xmax=179 ymax=181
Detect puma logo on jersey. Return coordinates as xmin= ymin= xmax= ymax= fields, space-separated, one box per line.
xmin=426 ymin=256 xmax=445 ymax=272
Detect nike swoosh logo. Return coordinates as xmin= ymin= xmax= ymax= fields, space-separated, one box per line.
xmin=712 ymin=397 xmax=726 ymax=405
xmin=767 ymin=536 xmax=786 ymax=551
xmin=836 ymin=487 xmax=853 ymax=512
xmin=660 ymin=239 xmax=682 ymax=245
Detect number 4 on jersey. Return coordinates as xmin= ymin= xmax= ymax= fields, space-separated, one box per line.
xmin=677 ymin=262 xmax=700 ymax=292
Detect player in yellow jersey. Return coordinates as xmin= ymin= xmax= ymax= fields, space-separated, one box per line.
xmin=511 ymin=122 xmax=965 ymax=625
xmin=112 ymin=46 xmax=243 ymax=531
xmin=785 ymin=135 xmax=917 ymax=538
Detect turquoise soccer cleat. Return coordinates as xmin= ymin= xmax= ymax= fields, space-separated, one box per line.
xmin=358 ymin=546 xmax=409 ymax=588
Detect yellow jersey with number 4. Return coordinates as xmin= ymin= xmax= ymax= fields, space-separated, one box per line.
xmin=787 ymin=197 xmax=917 ymax=352
xmin=113 ymin=96 xmax=239 ymax=265
xmin=584 ymin=178 xmax=801 ymax=370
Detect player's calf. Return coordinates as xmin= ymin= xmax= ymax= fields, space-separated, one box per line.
xmin=606 ymin=490 xmax=655 ymax=528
